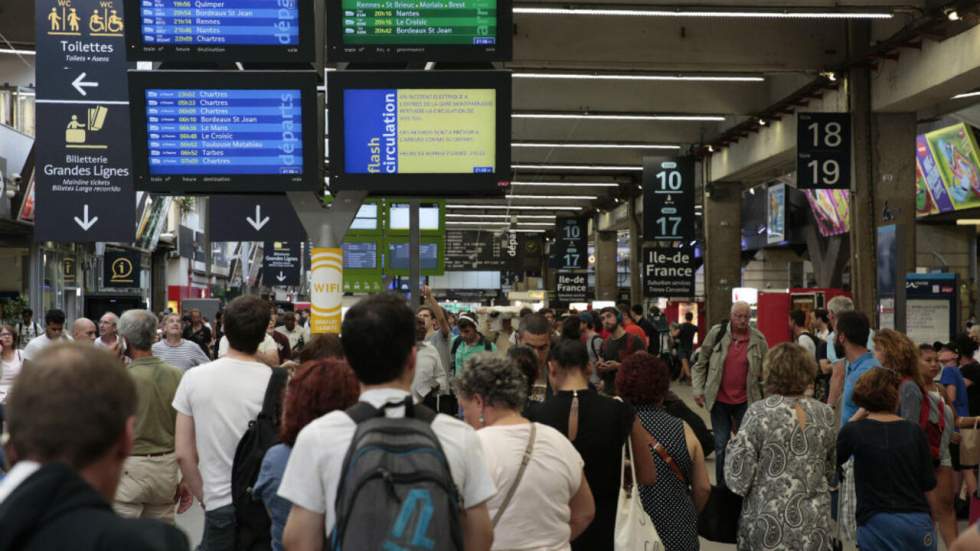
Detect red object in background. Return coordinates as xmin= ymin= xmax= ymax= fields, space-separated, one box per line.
xmin=665 ymin=300 xmax=706 ymax=345
xmin=167 ymin=285 xmax=211 ymax=306
xmin=756 ymin=288 xmax=851 ymax=347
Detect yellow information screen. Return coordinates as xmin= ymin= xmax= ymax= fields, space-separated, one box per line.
xmin=344 ymin=88 xmax=496 ymax=174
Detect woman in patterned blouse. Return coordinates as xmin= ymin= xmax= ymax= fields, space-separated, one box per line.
xmin=725 ymin=342 xmax=838 ymax=551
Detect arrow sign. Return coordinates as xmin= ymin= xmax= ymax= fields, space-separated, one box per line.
xmin=74 ymin=205 xmax=99 ymax=231
xmin=72 ymin=72 xmax=99 ymax=97
xmin=262 ymin=242 xmax=301 ymax=287
xmin=276 ymin=271 xmax=287 ymax=283
xmin=246 ymin=204 xmax=270 ymax=231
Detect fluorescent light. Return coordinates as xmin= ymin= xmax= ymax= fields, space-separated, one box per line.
xmin=512 ymin=113 xmax=725 ymax=122
xmin=448 ymin=204 xmax=583 ymax=211
xmin=513 ymin=72 xmax=763 ymax=82
xmin=513 ymin=142 xmax=680 ymax=150
xmin=447 ymin=221 xmax=554 ymax=227
xmin=446 ymin=213 xmax=556 ymax=219
xmin=512 ymin=7 xmax=892 ymax=19
xmin=956 ymin=219 xmax=980 ymax=225
xmin=953 ymin=91 xmax=980 ymax=100
xmin=758 ymin=118 xmax=767 ymax=126
xmin=0 ymin=48 xmax=36 ymax=56
xmin=510 ymin=181 xmax=620 ymax=188
xmin=506 ymin=194 xmax=598 ymax=200
xmin=510 ymin=229 xmax=547 ymax=233
xmin=513 ymin=163 xmax=643 ymax=171
xmin=948 ymin=9 xmax=961 ymax=21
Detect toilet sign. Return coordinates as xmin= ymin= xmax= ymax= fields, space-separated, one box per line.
xmin=310 ymin=248 xmax=343 ymax=334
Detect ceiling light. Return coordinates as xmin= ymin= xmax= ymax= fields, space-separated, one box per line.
xmin=446 ymin=221 xmax=555 ymax=227
xmin=706 ymin=145 xmax=715 ymax=153
xmin=820 ymin=71 xmax=838 ymax=82
xmin=953 ymin=91 xmax=980 ymax=100
xmin=512 ymin=71 xmax=763 ymax=82
xmin=947 ymin=9 xmax=961 ymax=21
xmin=513 ymin=142 xmax=680 ymax=150
xmin=0 ymin=49 xmax=36 ymax=56
xmin=506 ymin=194 xmax=599 ymax=200
xmin=512 ymin=112 xmax=725 ymax=122
xmin=512 ymin=7 xmax=892 ymax=19
xmin=956 ymin=219 xmax=980 ymax=225
xmin=758 ymin=118 xmax=767 ymax=126
xmin=510 ymin=181 xmax=620 ymax=188
xmin=446 ymin=213 xmax=556 ymax=219
xmin=509 ymin=229 xmax=547 ymax=233
xmin=512 ymin=163 xmax=643 ymax=171
xmin=448 ymin=204 xmax=583 ymax=211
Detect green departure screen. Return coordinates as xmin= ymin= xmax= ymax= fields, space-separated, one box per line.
xmin=341 ymin=0 xmax=498 ymax=46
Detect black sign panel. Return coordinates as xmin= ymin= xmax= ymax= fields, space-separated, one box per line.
xmin=445 ymin=230 xmax=519 ymax=271
xmin=209 ymin=195 xmax=308 ymax=242
xmin=556 ymin=270 xmax=590 ymax=303
xmin=262 ymin=242 xmax=301 ymax=287
xmin=643 ymin=157 xmax=695 ymax=243
xmin=643 ymin=245 xmax=696 ymax=299
xmin=63 ymin=257 xmax=77 ymax=284
xmin=797 ymin=113 xmax=851 ymax=190
xmin=34 ymin=0 xmax=135 ymax=242
xmin=554 ymin=217 xmax=588 ymax=270
xmin=104 ymin=249 xmax=140 ymax=288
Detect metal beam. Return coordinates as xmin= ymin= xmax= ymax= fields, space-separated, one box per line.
xmin=287 ymin=190 xmax=366 ymax=247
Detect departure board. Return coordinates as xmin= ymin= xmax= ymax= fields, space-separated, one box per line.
xmin=129 ymin=71 xmax=318 ymax=193
xmin=343 ymin=242 xmax=379 ymax=270
xmin=327 ymin=0 xmax=511 ymax=61
xmin=388 ymin=242 xmax=440 ymax=271
xmin=125 ymin=0 xmax=313 ymax=61
xmin=144 ymin=89 xmax=303 ymax=176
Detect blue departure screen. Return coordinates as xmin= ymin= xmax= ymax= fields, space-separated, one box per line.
xmin=388 ymin=242 xmax=439 ymax=271
xmin=343 ymin=242 xmax=377 ymax=270
xmin=139 ymin=0 xmax=300 ymax=47
xmin=144 ymin=89 xmax=303 ymax=176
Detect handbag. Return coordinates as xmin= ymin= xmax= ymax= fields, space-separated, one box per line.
xmin=614 ymin=433 xmax=664 ymax=551
xmin=696 ymin=484 xmax=742 ymax=543
xmin=491 ymin=423 xmax=537 ymax=528
xmin=961 ymin=417 xmax=980 ymax=466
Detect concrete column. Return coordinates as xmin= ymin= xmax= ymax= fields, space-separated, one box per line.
xmin=872 ymin=112 xmax=917 ymax=269
xmin=848 ymin=21 xmax=877 ymax=317
xmin=628 ymin=200 xmax=642 ymax=305
xmin=595 ymin=230 xmax=618 ymax=301
xmin=916 ymin=224 xmax=975 ymax=326
xmin=703 ymin=182 xmax=741 ymax=326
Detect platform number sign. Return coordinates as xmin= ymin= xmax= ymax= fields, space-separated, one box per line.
xmin=643 ymin=157 xmax=695 ymax=243
xmin=554 ymin=217 xmax=588 ymax=270
xmin=797 ymin=113 xmax=851 ymax=190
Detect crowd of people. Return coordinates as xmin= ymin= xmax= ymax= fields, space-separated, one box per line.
xmin=3 ymin=292 xmax=980 ymax=550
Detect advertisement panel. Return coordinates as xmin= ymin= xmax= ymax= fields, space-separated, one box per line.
xmin=310 ymin=248 xmax=343 ymax=334
xmin=925 ymin=123 xmax=980 ymax=210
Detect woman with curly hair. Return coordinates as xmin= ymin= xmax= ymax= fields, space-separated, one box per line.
xmin=724 ymin=342 xmax=838 ymax=550
xmin=253 ymin=358 xmax=359 ymax=551
xmin=456 ymin=352 xmax=596 ymax=550
xmin=616 ymin=351 xmax=710 ymax=551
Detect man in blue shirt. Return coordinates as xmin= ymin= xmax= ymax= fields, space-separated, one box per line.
xmin=836 ymin=310 xmax=880 ymax=427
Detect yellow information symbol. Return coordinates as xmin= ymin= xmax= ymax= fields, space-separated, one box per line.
xmin=110 ymin=256 xmax=134 ymax=284
xmin=66 ymin=105 xmax=108 ymax=149
xmin=48 ymin=0 xmax=123 ymax=37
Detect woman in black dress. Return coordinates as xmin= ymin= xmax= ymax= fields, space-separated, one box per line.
xmin=530 ymin=339 xmax=657 ymax=551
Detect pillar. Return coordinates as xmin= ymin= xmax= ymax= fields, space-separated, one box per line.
xmin=595 ymin=229 xmax=618 ymax=301
xmin=628 ymin=199 xmax=642 ymax=305
xmin=848 ymin=21 xmax=877 ymax=317
xmin=703 ymin=180 xmax=741 ymax=326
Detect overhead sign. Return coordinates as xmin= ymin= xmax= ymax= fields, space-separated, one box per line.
xmin=556 ymin=270 xmax=590 ymax=304
xmin=643 ymin=245 xmax=696 ymax=299
xmin=311 ymin=248 xmax=343 ymax=334
xmin=554 ymin=217 xmax=588 ymax=270
xmin=643 ymin=157 xmax=695 ymax=243
xmin=34 ymin=0 xmax=135 ymax=242
xmin=104 ymin=248 xmax=140 ymax=288
xmin=208 ymin=195 xmax=307 ymax=242
xmin=445 ymin=230 xmax=519 ymax=271
xmin=263 ymin=241 xmax=301 ymax=287
xmin=797 ymin=112 xmax=851 ymax=190
xmin=63 ymin=257 xmax=77 ymax=284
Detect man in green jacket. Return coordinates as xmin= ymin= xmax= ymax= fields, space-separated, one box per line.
xmin=692 ymin=301 xmax=768 ymax=486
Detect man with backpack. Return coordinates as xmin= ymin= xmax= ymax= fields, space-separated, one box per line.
xmin=790 ymin=309 xmax=820 ymax=361
xmin=451 ymin=314 xmax=495 ymax=378
xmin=173 ymin=296 xmax=283 ymax=551
xmin=278 ymin=293 xmax=496 ymax=551
xmin=596 ymin=306 xmax=646 ymax=395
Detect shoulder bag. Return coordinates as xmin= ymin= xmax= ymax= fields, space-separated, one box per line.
xmin=491 ymin=423 xmax=537 ymax=528
xmin=614 ymin=432 xmax=665 ymax=551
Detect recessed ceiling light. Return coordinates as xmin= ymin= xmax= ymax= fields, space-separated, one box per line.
xmin=505 ymin=194 xmax=599 ymax=200
xmin=0 ymin=48 xmax=36 ymax=56
xmin=447 ymin=204 xmax=584 ymax=211
xmin=510 ymin=181 xmax=620 ymax=188
xmin=512 ymin=112 xmax=725 ymax=122
xmin=512 ymin=71 xmax=764 ymax=82
xmin=513 ymin=142 xmax=680 ymax=150
xmin=512 ymin=163 xmax=643 ymax=171
xmin=512 ymin=7 xmax=892 ymax=19
xmin=953 ymin=91 xmax=980 ymax=100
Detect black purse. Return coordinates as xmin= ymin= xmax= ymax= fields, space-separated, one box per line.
xmin=696 ymin=485 xmax=743 ymax=543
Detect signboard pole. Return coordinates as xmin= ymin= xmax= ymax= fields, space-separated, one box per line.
xmin=409 ymin=200 xmax=421 ymax=308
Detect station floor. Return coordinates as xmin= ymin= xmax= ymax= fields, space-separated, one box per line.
xmin=175 ymin=382 xmax=965 ymax=550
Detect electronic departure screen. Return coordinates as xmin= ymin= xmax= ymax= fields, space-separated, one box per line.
xmin=388 ymin=203 xmax=441 ymax=231
xmin=129 ymin=71 xmax=319 ymax=193
xmin=328 ymin=71 xmax=511 ymax=196
xmin=388 ymin=242 xmax=440 ymax=271
xmin=343 ymin=242 xmax=379 ymax=270
xmin=326 ymin=0 xmax=512 ymax=62
xmin=124 ymin=0 xmax=315 ymax=62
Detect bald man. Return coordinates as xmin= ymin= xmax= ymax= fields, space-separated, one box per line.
xmin=692 ymin=301 xmax=768 ymax=486
xmin=72 ymin=318 xmax=97 ymax=344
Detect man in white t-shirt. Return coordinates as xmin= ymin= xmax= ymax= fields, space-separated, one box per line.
xmin=274 ymin=312 xmax=305 ymax=351
xmin=22 ymin=309 xmax=69 ymax=362
xmin=278 ymin=293 xmax=496 ymax=551
xmin=217 ymin=330 xmax=280 ymax=367
xmin=173 ymin=295 xmax=275 ymax=551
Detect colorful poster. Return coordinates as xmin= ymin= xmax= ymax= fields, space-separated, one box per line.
xmin=925 ymin=123 xmax=980 ymax=210
xmin=804 ymin=189 xmax=850 ymax=237
xmin=915 ymin=134 xmax=954 ymax=216
xmin=310 ymin=248 xmax=343 ymax=334
xmin=343 ymin=88 xmax=497 ymax=174
xmin=767 ymin=183 xmax=786 ymax=244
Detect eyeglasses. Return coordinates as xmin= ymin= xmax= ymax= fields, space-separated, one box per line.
xmin=0 ymin=332 xmax=12 ymax=337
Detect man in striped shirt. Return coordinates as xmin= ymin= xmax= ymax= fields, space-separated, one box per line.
xmin=152 ymin=314 xmax=210 ymax=371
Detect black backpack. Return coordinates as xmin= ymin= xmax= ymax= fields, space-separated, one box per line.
xmin=231 ymin=367 xmax=288 ymax=551
xmin=331 ymin=398 xmax=463 ymax=551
